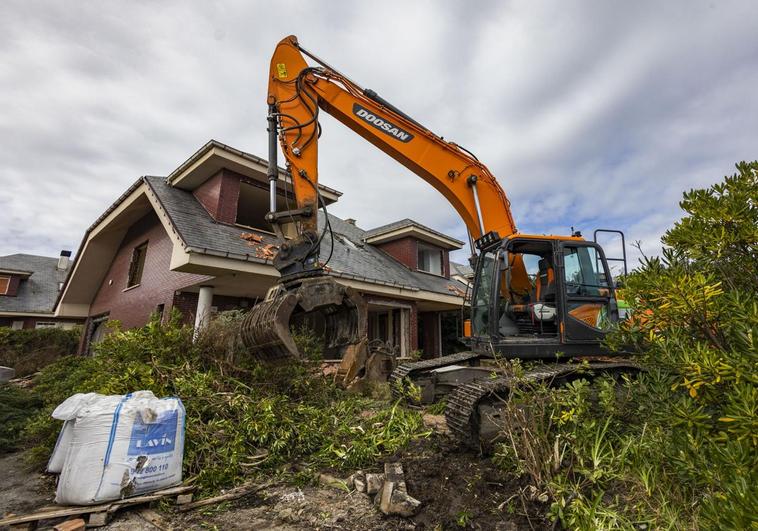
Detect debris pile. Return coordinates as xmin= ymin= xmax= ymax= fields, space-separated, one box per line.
xmin=240 ymin=232 xmax=279 ymax=260
xmin=348 ymin=462 xmax=422 ymax=517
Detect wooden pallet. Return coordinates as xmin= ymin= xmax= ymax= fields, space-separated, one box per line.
xmin=0 ymin=485 xmax=195 ymax=529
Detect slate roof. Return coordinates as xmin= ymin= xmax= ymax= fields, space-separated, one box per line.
xmin=364 ymin=218 xmax=464 ymax=246
xmin=0 ymin=254 xmax=67 ymax=314
xmin=144 ymin=176 xmax=467 ymax=297
xmin=450 ymin=261 xmax=474 ymax=279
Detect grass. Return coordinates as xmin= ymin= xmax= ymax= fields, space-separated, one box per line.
xmin=18 ymin=311 xmax=431 ymax=495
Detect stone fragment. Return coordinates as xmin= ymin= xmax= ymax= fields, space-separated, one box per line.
xmin=377 ymin=463 xmax=421 ymax=517
xmin=365 ymin=473 xmax=384 ymax=495
xmin=378 ymin=481 xmax=421 ymax=517
xmin=87 ymin=512 xmax=110 ymax=527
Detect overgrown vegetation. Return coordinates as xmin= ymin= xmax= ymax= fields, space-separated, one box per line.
xmin=494 ymin=162 xmax=758 ymax=529
xmin=19 ymin=311 xmax=428 ymax=494
xmin=0 ymin=327 xmax=80 ymax=376
xmin=0 ymin=384 xmax=42 ymax=454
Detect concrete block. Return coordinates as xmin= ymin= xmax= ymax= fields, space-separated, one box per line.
xmin=86 ymin=512 xmax=109 ymax=527
xmin=176 ymin=493 xmax=193 ymax=504
xmin=365 ymin=473 xmax=384 ymax=495
xmin=378 ymin=480 xmax=421 ymax=517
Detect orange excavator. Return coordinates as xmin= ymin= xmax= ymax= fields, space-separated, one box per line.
xmin=241 ymin=36 xmax=637 ymax=448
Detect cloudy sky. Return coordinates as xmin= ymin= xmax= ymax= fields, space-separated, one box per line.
xmin=2 ymin=1 xmax=757 ymax=268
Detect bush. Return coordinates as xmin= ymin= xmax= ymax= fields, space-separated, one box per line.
xmin=495 ymin=162 xmax=758 ymax=529
xmin=0 ymin=384 xmax=42 ymax=454
xmin=0 ymin=327 xmax=81 ymax=376
xmin=23 ymin=310 xmax=429 ymax=494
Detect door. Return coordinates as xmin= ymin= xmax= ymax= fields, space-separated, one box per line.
xmin=559 ymin=243 xmax=618 ymax=342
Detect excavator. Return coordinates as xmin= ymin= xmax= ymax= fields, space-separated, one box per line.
xmin=240 ymin=36 xmax=638 ymax=449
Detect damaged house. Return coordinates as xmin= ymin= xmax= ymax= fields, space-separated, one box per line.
xmin=54 ymin=140 xmax=468 ymax=358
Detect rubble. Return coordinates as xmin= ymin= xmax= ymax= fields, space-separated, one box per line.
xmin=376 ymin=463 xmax=421 ymax=517
xmin=240 ymin=232 xmax=263 ymax=244
xmin=239 ymin=232 xmax=278 ymax=260
xmin=365 ymin=473 xmax=385 ymax=495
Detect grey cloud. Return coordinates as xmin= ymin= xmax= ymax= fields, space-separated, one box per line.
xmin=1 ymin=0 xmax=756 ymax=275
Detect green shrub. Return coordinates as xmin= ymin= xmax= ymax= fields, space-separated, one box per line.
xmin=495 ymin=162 xmax=758 ymax=529
xmin=0 ymin=327 xmax=81 ymax=376
xmin=0 ymin=384 xmax=42 ymax=454
xmin=23 ymin=310 xmax=428 ymax=494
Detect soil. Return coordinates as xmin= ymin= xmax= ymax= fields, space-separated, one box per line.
xmin=1 ymin=435 xmax=549 ymax=530
xmin=0 ymin=451 xmax=56 ymax=516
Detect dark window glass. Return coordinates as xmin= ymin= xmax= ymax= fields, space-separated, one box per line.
xmin=127 ymin=242 xmax=148 ymax=288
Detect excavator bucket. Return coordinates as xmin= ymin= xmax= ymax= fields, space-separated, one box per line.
xmin=240 ymin=276 xmax=368 ymax=364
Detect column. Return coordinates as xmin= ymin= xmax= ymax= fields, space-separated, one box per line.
xmin=194 ymin=285 xmax=214 ymax=335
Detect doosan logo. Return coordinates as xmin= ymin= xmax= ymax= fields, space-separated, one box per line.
xmin=353 ymin=104 xmax=414 ymax=143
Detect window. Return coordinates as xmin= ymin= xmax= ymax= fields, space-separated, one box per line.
xmin=0 ymin=275 xmax=9 ymax=295
xmin=127 ymin=242 xmax=148 ymax=288
xmin=417 ymin=244 xmax=443 ymax=275
xmin=563 ymin=246 xmax=608 ymax=296
xmin=35 ymin=322 xmax=57 ymax=329
xmin=471 ymin=249 xmax=496 ymax=335
xmin=155 ymin=303 xmax=165 ymax=321
xmin=236 ymin=181 xmax=292 ymax=232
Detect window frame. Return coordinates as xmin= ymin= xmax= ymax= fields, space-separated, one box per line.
xmin=126 ymin=241 xmax=148 ymax=289
xmin=0 ymin=275 xmax=9 ymax=295
xmin=417 ymin=243 xmax=444 ymax=276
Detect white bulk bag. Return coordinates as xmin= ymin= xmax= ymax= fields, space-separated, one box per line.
xmin=53 ymin=391 xmax=185 ymax=505
xmin=48 ymin=393 xmax=126 ymax=473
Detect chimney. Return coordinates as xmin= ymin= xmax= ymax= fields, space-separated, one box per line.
xmin=57 ymin=250 xmax=72 ymax=270
xmin=345 ymin=218 xmax=357 ymax=226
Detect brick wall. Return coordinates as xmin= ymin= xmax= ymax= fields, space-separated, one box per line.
xmin=89 ymin=211 xmax=212 ymax=329
xmin=376 ymin=237 xmax=418 ymax=269
xmin=192 ymin=169 xmax=240 ymax=224
xmin=172 ymin=291 xmax=253 ymax=325
xmin=376 ymin=238 xmax=451 ymax=279
xmin=418 ymin=311 xmax=440 ymax=358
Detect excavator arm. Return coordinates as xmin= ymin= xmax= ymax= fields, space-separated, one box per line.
xmin=242 ymin=36 xmax=526 ymax=368
xmin=267 ymin=35 xmax=516 ymax=252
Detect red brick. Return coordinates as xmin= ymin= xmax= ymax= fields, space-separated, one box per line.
xmin=89 ymin=211 xmax=211 ymax=329
xmin=192 ymin=169 xmax=240 ymax=224
xmin=376 ymin=237 xmax=418 ymax=270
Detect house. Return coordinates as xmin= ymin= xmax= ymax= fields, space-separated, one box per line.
xmin=0 ymin=252 xmax=83 ymax=329
xmin=55 ymin=140 xmax=468 ymax=358
xmin=450 ymin=261 xmax=474 ymax=289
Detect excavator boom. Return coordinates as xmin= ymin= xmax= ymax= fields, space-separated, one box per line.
xmin=267 ymin=35 xmax=516 ymax=245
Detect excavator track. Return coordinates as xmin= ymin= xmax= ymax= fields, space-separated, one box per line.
xmin=445 ymin=361 xmax=641 ymax=450
xmin=388 ymin=351 xmax=486 ymax=400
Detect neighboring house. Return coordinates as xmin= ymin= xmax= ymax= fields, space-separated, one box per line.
xmin=55 ymin=140 xmax=468 ymax=358
xmin=450 ymin=261 xmax=474 ymax=289
xmin=0 ymin=252 xmax=83 ymax=329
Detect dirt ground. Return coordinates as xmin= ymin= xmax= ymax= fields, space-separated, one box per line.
xmin=1 ymin=437 xmax=548 ymax=530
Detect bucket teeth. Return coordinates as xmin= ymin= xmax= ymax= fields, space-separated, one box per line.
xmin=241 ymin=277 xmax=368 ymax=364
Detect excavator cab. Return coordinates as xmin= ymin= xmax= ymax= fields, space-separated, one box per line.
xmin=468 ymin=235 xmax=619 ymax=359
